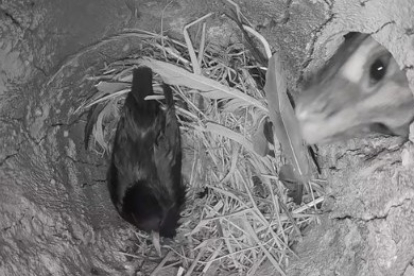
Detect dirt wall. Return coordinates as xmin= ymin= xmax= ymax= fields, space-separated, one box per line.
xmin=1 ymin=0 xmax=413 ymax=275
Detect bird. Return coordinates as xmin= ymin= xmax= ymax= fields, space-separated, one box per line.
xmin=107 ymin=66 xmax=185 ymax=238
xmin=295 ymin=32 xmax=414 ymax=144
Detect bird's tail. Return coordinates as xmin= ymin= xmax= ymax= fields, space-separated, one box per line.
xmin=130 ymin=67 xmax=154 ymax=106
xmin=159 ymin=205 xmax=181 ymax=238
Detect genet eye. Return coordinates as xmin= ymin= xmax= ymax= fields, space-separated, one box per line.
xmin=369 ymin=58 xmax=387 ymax=83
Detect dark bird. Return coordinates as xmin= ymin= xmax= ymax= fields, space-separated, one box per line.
xmin=107 ymin=67 xmax=185 ymax=238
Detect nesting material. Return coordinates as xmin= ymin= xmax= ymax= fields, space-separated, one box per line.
xmin=78 ymin=29 xmax=323 ymax=275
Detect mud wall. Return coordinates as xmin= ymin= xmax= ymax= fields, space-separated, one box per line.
xmin=1 ymin=0 xmax=413 ymax=275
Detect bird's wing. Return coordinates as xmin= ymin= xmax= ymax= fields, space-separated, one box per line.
xmin=153 ymin=84 xmax=182 ymax=201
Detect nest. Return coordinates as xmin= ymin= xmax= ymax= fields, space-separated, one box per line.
xmin=74 ymin=13 xmax=324 ymax=276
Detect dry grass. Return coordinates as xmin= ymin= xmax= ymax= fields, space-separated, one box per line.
xmin=75 ymin=17 xmax=324 ymax=276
